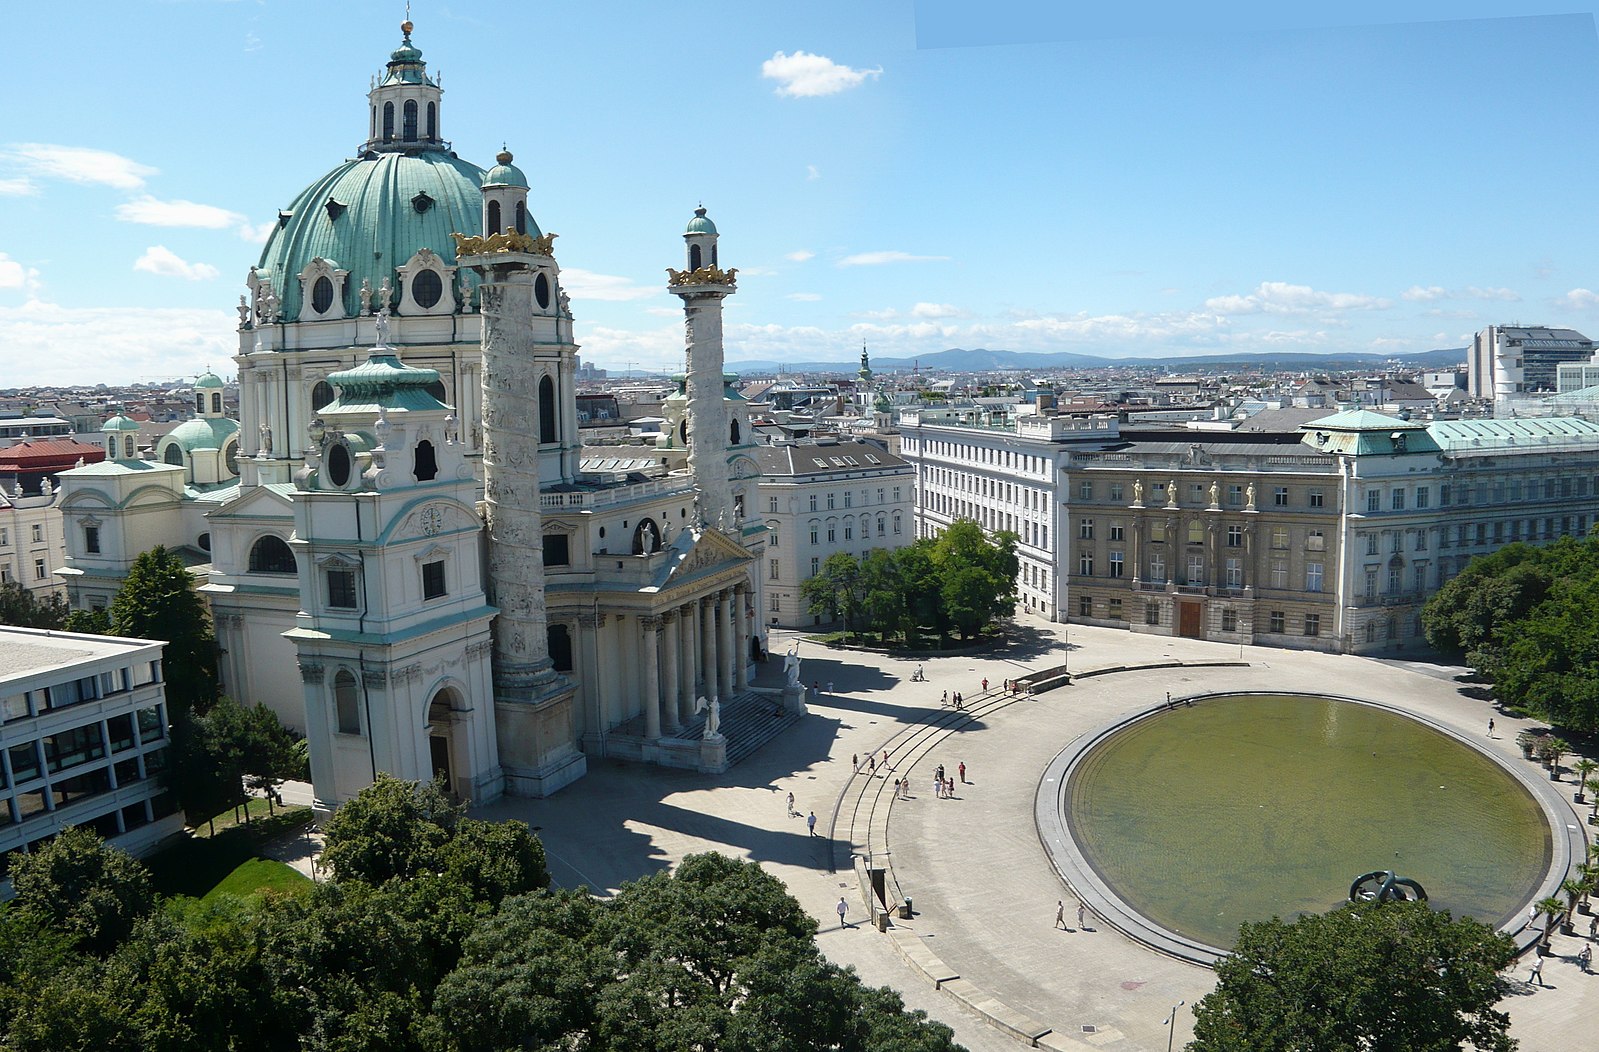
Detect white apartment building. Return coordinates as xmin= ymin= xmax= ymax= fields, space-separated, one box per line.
xmin=754 ymin=438 xmax=913 ymax=628
xmin=0 ymin=628 xmax=183 ymax=878
xmin=0 ymin=489 xmax=65 ymax=600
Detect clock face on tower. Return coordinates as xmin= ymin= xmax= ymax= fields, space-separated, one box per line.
xmin=420 ymin=505 xmax=445 ymax=536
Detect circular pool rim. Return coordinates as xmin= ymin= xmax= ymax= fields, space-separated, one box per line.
xmin=1034 ymin=690 xmax=1581 ymax=965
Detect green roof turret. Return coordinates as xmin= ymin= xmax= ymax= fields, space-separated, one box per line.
xmin=483 ymin=148 xmax=528 ymax=189
xmin=685 ymin=206 xmax=718 ymax=235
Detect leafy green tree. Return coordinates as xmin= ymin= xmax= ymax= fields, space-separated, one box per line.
xmin=438 ymin=819 xmax=551 ymax=907
xmin=0 ymin=580 xmax=69 ymax=629
xmin=800 ymin=551 xmax=866 ymax=636
xmin=110 ymin=546 xmax=218 ymax=720
xmin=1189 ymin=901 xmax=1517 ymax=1052
xmin=861 ymin=548 xmax=906 ymax=643
xmin=319 ymin=774 xmax=464 ymax=886
xmin=9 ymin=828 xmax=155 ymax=957
xmin=64 ymin=607 xmax=112 ymax=634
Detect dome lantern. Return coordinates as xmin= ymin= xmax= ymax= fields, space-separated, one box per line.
xmin=480 ymin=146 xmax=537 ymax=238
xmin=363 ymin=19 xmax=445 ymax=155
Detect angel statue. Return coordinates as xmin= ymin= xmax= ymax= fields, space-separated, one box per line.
xmin=694 ymin=695 xmax=721 ymax=739
xmin=784 ymin=644 xmax=802 ymax=688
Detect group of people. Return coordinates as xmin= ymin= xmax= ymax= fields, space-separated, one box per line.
xmin=942 ymin=690 xmax=966 ymax=710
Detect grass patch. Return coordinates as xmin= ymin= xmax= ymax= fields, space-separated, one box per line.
xmin=147 ymin=806 xmax=313 ymax=900
xmin=201 ymin=858 xmax=310 ymax=904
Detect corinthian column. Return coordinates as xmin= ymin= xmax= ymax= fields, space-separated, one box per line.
xmin=734 ymin=584 xmax=750 ymax=690
xmin=678 ymin=602 xmax=697 ymax=722
xmin=640 ymin=615 xmax=662 ymax=740
xmin=661 ymin=610 xmax=681 ymax=733
xmin=700 ymin=595 xmax=718 ymax=706
xmin=718 ymin=589 xmax=735 ymax=700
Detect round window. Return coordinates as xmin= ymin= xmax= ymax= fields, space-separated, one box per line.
xmin=413 ymin=269 xmax=443 ymax=309
xmin=198 ymin=532 xmax=211 ymax=552
xmin=224 ymin=440 xmax=238 ymax=475
xmin=535 ymin=271 xmax=551 ymax=310
xmin=327 ymin=442 xmax=352 ymax=487
xmin=312 ymin=276 xmax=335 ymax=314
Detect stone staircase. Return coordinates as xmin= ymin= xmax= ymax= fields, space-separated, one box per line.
xmin=670 ymin=690 xmax=800 ymax=767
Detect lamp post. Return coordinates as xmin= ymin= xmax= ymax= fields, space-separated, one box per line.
xmin=1163 ymin=999 xmax=1185 ymax=1052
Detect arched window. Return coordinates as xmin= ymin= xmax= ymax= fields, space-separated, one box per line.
xmin=326 ymin=442 xmax=352 ymax=487
xmin=539 ymin=375 xmax=556 ymax=443
xmin=424 ymin=380 xmax=447 ymax=404
xmin=194 ymin=392 xmax=204 ymax=413
xmin=426 ymin=101 xmax=436 ymax=140
xmin=370 ymin=105 xmax=376 ymax=139
xmin=690 ymin=244 xmax=703 ymax=270
xmin=383 ymin=101 xmax=394 ymax=142
xmin=487 ymin=200 xmax=501 ymax=235
xmin=123 ymin=436 xmax=134 ymax=459
xmin=402 ymin=99 xmax=418 ymax=142
xmin=248 ymin=535 xmax=297 ymax=574
xmin=163 ymin=443 xmax=184 ymax=467
xmin=211 ymin=392 xmax=222 ymax=414
xmin=311 ymin=380 xmax=334 ymax=411
xmin=413 ymin=440 xmax=438 ymax=482
xmin=514 ymin=201 xmax=526 ymax=235
xmin=729 ymin=418 xmax=741 ymax=444
xmin=334 ymin=670 xmax=360 ymax=734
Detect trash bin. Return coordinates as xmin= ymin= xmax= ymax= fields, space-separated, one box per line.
xmin=899 ymin=898 xmax=914 ymax=919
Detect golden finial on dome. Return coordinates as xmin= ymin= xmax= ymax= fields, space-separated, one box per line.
xmin=401 ymin=19 xmax=414 ymax=36
xmin=496 ymin=147 xmax=513 ymax=165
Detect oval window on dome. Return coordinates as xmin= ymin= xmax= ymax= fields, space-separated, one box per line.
xmin=224 ymin=440 xmax=238 ymax=476
xmin=535 ymin=272 xmax=551 ymax=310
xmin=327 ymin=442 xmax=352 ymax=488
xmin=413 ymin=270 xmax=443 ymax=309
xmin=312 ymin=276 xmax=335 ymax=314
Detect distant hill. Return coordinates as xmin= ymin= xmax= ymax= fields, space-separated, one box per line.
xmin=725 ymin=346 xmax=1467 ymax=375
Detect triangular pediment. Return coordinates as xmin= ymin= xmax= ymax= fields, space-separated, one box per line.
xmin=206 ymin=483 xmax=295 ymax=522
xmin=662 ymin=526 xmax=753 ymax=587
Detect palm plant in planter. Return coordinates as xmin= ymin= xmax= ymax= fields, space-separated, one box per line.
xmin=1535 ymin=896 xmax=1566 ymax=951
xmin=1589 ymin=780 xmax=1599 ymax=823
xmin=1561 ymin=878 xmax=1587 ymax=933
xmin=1575 ymin=758 xmax=1599 ymax=804
xmin=1539 ymin=737 xmax=1571 ymax=780
xmin=1517 ymin=729 xmax=1541 ymax=760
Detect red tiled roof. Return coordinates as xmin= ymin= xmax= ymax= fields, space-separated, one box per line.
xmin=0 ymin=438 xmax=107 ymax=468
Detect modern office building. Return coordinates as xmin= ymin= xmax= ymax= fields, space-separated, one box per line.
xmin=0 ymin=627 xmax=182 ymax=877
xmin=1466 ymin=324 xmax=1598 ymax=409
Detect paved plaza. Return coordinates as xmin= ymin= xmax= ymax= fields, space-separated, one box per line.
xmin=462 ymin=620 xmax=1596 ymax=1052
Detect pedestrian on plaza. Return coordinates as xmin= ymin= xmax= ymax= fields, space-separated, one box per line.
xmin=959 ymin=761 xmax=967 ymax=784
xmin=807 ymin=811 xmax=818 ymax=837
xmin=1077 ymin=902 xmax=1086 ymax=929
xmin=852 ymin=753 xmax=859 ymax=772
xmin=893 ymin=777 xmax=901 ymax=797
xmin=1055 ymin=901 xmax=1066 ymax=929
xmin=1589 ymin=913 xmax=1597 ymax=938
xmin=982 ymin=677 xmax=988 ymax=691
xmin=1529 ymin=958 xmax=1545 ymax=986
xmin=869 ymin=754 xmax=877 ymax=775
xmin=942 ymin=690 xmax=949 ymax=706
xmin=1579 ymin=945 xmax=1593 ymax=973
xmin=828 ymin=681 xmax=835 ymax=695
xmin=946 ymin=776 xmax=955 ymax=797
xmin=838 ymin=897 xmax=852 ymax=928
xmin=935 ymin=764 xmax=944 ymax=784
xmin=884 ymin=749 xmax=892 ymax=768
xmin=786 ymin=791 xmax=795 ymax=816
xmin=1488 ymin=718 xmax=1495 ymax=737
xmin=933 ymin=774 xmax=943 ymax=798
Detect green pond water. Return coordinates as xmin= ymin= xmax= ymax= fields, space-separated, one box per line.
xmin=1066 ymin=694 xmax=1551 ymax=950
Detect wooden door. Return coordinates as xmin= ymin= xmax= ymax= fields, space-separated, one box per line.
xmin=1178 ymin=601 xmax=1203 ymax=639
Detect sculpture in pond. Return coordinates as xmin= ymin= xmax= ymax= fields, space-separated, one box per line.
xmin=1349 ymin=870 xmax=1428 ymax=904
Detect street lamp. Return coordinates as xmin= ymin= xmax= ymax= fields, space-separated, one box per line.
xmin=1163 ymin=999 xmax=1185 ymax=1052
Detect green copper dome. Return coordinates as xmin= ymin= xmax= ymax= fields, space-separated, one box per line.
xmin=483 ymin=148 xmax=528 ymax=189
xmin=194 ymin=371 xmax=224 ymax=389
xmin=101 ymin=414 xmax=141 ymax=433
xmin=162 ymin=417 xmax=240 ymax=453
xmin=254 ymin=150 xmax=486 ymax=320
xmin=685 ymin=207 xmax=717 ymax=235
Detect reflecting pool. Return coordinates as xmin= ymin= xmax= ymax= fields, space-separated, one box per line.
xmin=1066 ymin=693 xmax=1551 ymax=950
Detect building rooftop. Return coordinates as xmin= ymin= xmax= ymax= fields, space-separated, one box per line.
xmin=753 ymin=439 xmax=907 ymax=477
xmin=0 ymin=627 xmax=163 ymax=683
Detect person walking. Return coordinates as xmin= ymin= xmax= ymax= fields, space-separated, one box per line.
xmin=806 ymin=811 xmax=817 ymax=837
xmin=786 ymin=791 xmax=795 ymax=817
xmin=828 ymin=680 xmax=835 ymax=695
xmin=981 ymin=677 xmax=988 ymax=691
xmin=1055 ymin=901 xmax=1066 ymax=929
xmin=946 ymin=776 xmax=955 ymax=797
xmin=1488 ymin=718 xmax=1495 ymax=737
xmin=868 ymin=754 xmax=877 ymax=775
xmin=1579 ymin=945 xmax=1593 ymax=973
xmin=851 ymin=753 xmax=858 ymax=772
xmin=1077 ymin=902 xmax=1086 ymax=929
xmin=933 ymin=774 xmax=943 ymax=798
xmin=958 ymin=761 xmax=967 ymax=784
xmin=1589 ymin=913 xmax=1597 ymax=938
xmin=942 ymin=689 xmax=949 ymax=707
xmin=837 ymin=897 xmax=851 ymax=928
xmin=1529 ymin=957 xmax=1545 ymax=986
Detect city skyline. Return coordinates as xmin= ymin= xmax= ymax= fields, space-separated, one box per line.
xmin=2 ymin=2 xmax=1597 ymax=386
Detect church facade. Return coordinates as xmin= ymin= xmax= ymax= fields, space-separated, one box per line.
xmin=56 ymin=22 xmax=775 ymax=813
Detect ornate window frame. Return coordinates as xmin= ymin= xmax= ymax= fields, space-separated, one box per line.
xmin=395 ymin=248 xmax=457 ymax=316
xmin=296 ymin=257 xmax=351 ymax=322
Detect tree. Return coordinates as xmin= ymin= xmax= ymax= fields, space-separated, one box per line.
xmin=1189 ymin=901 xmax=1517 ymax=1052
xmin=110 ymin=546 xmax=218 ymax=720
xmin=0 ymin=580 xmax=68 ymax=629
xmin=1534 ymin=896 xmax=1565 ymax=949
xmin=319 ymin=774 xmax=464 ymax=886
xmin=8 ymin=828 xmax=155 ymax=957
xmin=800 ymin=551 xmax=865 ymax=636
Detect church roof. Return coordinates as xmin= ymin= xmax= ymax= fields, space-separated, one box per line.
xmin=161 ymin=417 xmax=240 ymax=453
xmin=193 ymin=371 xmax=225 ymax=389
xmin=483 ymin=149 xmax=528 ymax=189
xmin=324 ymin=352 xmax=449 ymax=413
xmin=685 ymin=207 xmax=717 ymax=235
xmin=101 ymin=414 xmax=141 ymax=432
xmin=253 ymin=150 xmax=488 ymax=321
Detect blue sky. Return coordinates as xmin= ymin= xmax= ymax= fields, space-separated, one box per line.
xmin=1 ymin=1 xmax=1596 ymax=385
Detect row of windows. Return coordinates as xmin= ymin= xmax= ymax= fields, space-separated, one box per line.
xmin=804 ymin=515 xmax=902 ymax=544
xmin=912 ymin=439 xmax=1051 ymax=477
xmin=1435 ymin=475 xmax=1596 ymax=509
xmin=5 ymin=707 xmax=163 ymax=789
xmin=1075 ymin=480 xmax=1329 ymax=510
xmin=373 ymin=98 xmax=438 ymax=143
xmin=926 ymin=468 xmax=1048 ymax=511
xmin=1 ymin=664 xmax=157 ymax=723
xmin=797 ymin=486 xmax=904 ymax=513
xmin=0 ymin=525 xmax=46 ymax=547
xmin=320 ymin=558 xmax=448 ymax=611
xmin=0 ymin=558 xmax=52 ymax=584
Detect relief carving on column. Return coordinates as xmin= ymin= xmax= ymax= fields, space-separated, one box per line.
xmin=297 ymin=660 xmax=325 ymax=684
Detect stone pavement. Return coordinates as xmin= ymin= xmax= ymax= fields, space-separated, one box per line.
xmin=459 ymin=621 xmax=1594 ymax=1051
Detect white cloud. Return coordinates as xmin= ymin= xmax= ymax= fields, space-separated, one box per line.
xmin=1402 ymin=285 xmax=1447 ymax=302
xmin=911 ymin=302 xmax=964 ymax=319
xmin=116 ymin=195 xmax=246 ymax=229
xmin=838 ymin=250 xmax=950 ymax=267
xmin=3 ymin=143 xmax=156 ymax=190
xmin=0 ymin=253 xmax=40 ymax=291
xmin=559 ymin=268 xmax=660 ymax=302
xmin=0 ymin=300 xmax=236 ymax=386
xmin=1403 ymin=284 xmax=1519 ymax=303
xmin=786 ymin=292 xmax=822 ymax=302
xmin=1463 ymin=286 xmax=1520 ymax=301
xmin=785 ymin=250 xmax=815 ymax=263
xmin=761 ymin=50 xmax=882 ymax=97
xmin=1204 ymin=281 xmax=1389 ymax=315
xmin=1559 ymin=288 xmax=1599 ymax=309
xmin=0 ymin=177 xmax=37 ymax=197
xmin=134 ymin=246 xmax=220 ymax=282
xmin=806 ymin=164 xmax=821 ymax=180
xmin=237 ymin=220 xmax=277 ymax=244
xmin=854 ymin=308 xmax=900 ymax=320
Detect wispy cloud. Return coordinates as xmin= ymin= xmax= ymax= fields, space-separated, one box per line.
xmin=911 ymin=302 xmax=964 ymax=319
xmin=134 ymin=246 xmax=220 ymax=282
xmin=1559 ymin=288 xmax=1599 ymax=310
xmin=761 ymin=50 xmax=882 ymax=97
xmin=785 ymin=250 xmax=815 ymax=263
xmin=116 ymin=195 xmax=245 ymax=229
xmin=560 ymin=268 xmax=659 ymax=302
xmin=0 ymin=300 xmax=236 ymax=386
xmin=1205 ymin=281 xmax=1389 ymax=315
xmin=786 ymin=292 xmax=822 ymax=302
xmin=0 ymin=177 xmax=38 ymax=197
xmin=1402 ymin=285 xmax=1447 ymax=302
xmin=806 ymin=164 xmax=821 ymax=180
xmin=838 ymin=250 xmax=949 ymax=267
xmin=3 ymin=143 xmax=156 ymax=190
xmin=1403 ymin=283 xmax=1519 ymax=303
